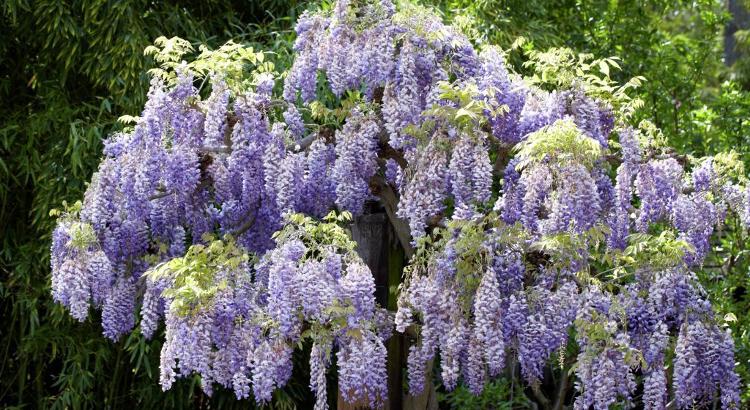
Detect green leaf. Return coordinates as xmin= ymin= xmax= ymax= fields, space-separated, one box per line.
xmin=599 ymin=60 xmax=610 ymax=76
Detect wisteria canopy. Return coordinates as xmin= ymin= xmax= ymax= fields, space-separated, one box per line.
xmin=49 ymin=0 xmax=745 ymax=408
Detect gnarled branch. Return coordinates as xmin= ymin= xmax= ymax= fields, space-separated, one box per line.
xmin=370 ymin=175 xmax=414 ymax=259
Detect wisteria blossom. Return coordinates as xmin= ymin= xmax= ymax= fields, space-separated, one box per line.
xmin=49 ymin=0 xmax=744 ymax=408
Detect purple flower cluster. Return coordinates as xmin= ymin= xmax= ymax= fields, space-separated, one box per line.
xmin=283 ymin=104 xmax=306 ymax=140
xmin=495 ymin=159 xmax=524 ymax=223
xmin=397 ymin=137 xmax=449 ymax=239
xmin=448 ymin=133 xmax=493 ymax=219
xmin=310 ymin=340 xmax=331 ymax=410
xmin=50 ymin=223 xmax=116 ymax=326
xmin=574 ymin=344 xmax=636 ymax=410
xmin=50 ymin=0 xmax=746 ymax=406
xmin=284 ymin=1 xmax=398 ymax=104
xmin=331 ymin=109 xmax=381 ymax=215
xmin=252 ymin=230 xmax=388 ymax=406
xmin=606 ymin=127 xmax=640 ymax=249
xmin=472 ymin=268 xmax=505 ymax=377
xmin=674 ymin=322 xmax=740 ymax=408
xmin=517 ymin=90 xmax=567 ymax=138
xmin=543 ymin=163 xmax=601 ymax=234
xmin=671 ymin=193 xmax=718 ymax=265
xmin=477 ymin=48 xmax=527 ymax=144
xmin=517 ymin=283 xmax=578 ymax=383
xmin=337 ymin=331 xmax=388 ymax=407
xmin=284 ymin=11 xmax=329 ymax=103
xmin=151 ymin=221 xmax=388 ymax=406
xmin=568 ymin=89 xmax=614 ymax=147
xmin=573 ymin=289 xmax=637 ymax=409
xmin=635 ymin=158 xmax=684 ymax=231
xmin=397 ymin=225 xmax=584 ymax=396
xmin=156 ymin=256 xmax=263 ymax=397
xmin=641 ymin=321 xmax=669 ymax=409
xmin=300 ymin=140 xmax=337 ymax=217
xmin=692 ymin=158 xmax=714 ymax=192
xmin=519 ymin=165 xmax=553 ymax=233
xmin=204 ymin=78 xmax=230 ymax=147
xmin=382 ymin=42 xmax=422 ymax=150
xmin=395 ymin=273 xmax=455 ymax=393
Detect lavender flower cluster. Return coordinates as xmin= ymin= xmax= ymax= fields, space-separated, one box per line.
xmin=151 ymin=221 xmax=388 ymax=407
xmin=50 ymin=53 xmax=384 ymax=405
xmin=50 ymin=0 xmax=748 ymax=407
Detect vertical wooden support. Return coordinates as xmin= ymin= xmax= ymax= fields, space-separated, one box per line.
xmin=339 ymin=207 xmax=404 ymax=409
xmin=385 ymin=234 xmax=404 ymax=410
xmin=341 ymin=205 xmax=436 ymax=409
xmin=350 ymin=212 xmax=391 ymax=307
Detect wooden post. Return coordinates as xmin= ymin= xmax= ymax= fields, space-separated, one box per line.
xmin=341 ymin=203 xmax=437 ymax=410
xmin=338 ymin=206 xmax=403 ymax=409
xmin=350 ymin=211 xmax=391 ymax=307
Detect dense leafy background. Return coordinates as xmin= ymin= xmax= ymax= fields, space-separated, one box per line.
xmin=2 ymin=0 xmax=749 ymax=407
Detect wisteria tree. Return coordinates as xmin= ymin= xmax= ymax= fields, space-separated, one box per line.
xmin=49 ymin=0 xmax=745 ymax=408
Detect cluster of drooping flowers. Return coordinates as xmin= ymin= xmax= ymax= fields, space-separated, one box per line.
xmin=634 ymin=157 xmax=685 ymax=231
xmin=331 ymin=108 xmax=381 ymax=215
xmin=397 ymin=116 xmax=744 ymax=406
xmin=49 ymin=54 xmax=352 ymax=338
xmin=50 ymin=214 xmax=119 ymax=332
xmin=50 ymin=0 xmax=747 ymax=407
xmin=672 ymin=320 xmax=740 ymax=408
xmin=397 ymin=135 xmax=449 ymax=239
xmin=393 ymin=93 xmax=743 ymax=407
xmin=48 ymin=34 xmax=391 ymax=406
xmin=144 ymin=213 xmax=389 ymax=407
xmin=607 ymin=126 xmax=641 ymax=250
xmin=571 ymin=286 xmax=638 ymax=409
xmin=447 ymin=132 xmax=493 ymax=220
xmin=146 ymin=236 xmax=263 ymax=397
xmin=476 ymin=47 xmax=527 ymax=144
xmin=395 ymin=219 xmax=584 ymax=397
xmin=257 ymin=213 xmax=389 ymax=407
xmin=543 ymin=162 xmax=601 ymax=234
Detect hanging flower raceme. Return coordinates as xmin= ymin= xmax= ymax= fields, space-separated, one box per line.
xmin=448 ymin=132 xmax=493 ymax=219
xmin=397 ymin=134 xmax=449 ymax=239
xmin=331 ymin=108 xmax=381 ymax=215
